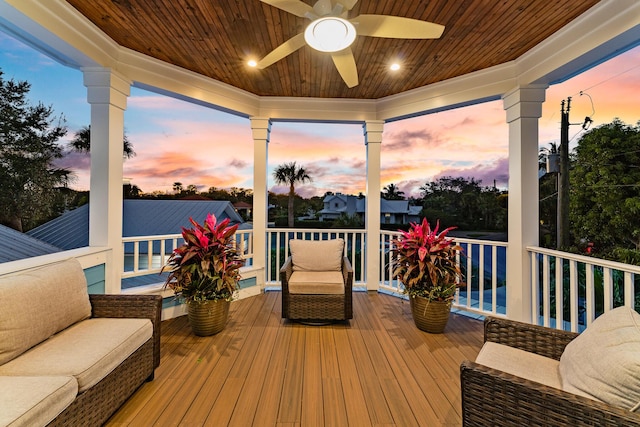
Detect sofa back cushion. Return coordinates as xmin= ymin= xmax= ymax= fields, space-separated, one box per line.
xmin=0 ymin=259 xmax=92 ymax=365
xmin=290 ymin=239 xmax=344 ymax=272
xmin=559 ymin=306 xmax=640 ymax=411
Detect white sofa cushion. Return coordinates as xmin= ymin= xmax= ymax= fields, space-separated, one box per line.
xmin=288 ymin=271 xmax=345 ymax=295
xmin=559 ymin=306 xmax=640 ymax=411
xmin=0 ymin=318 xmax=152 ymax=392
xmin=290 ymin=239 xmax=344 ymax=272
xmin=0 ymin=375 xmax=77 ymax=427
xmin=475 ymin=341 xmax=563 ymax=390
xmin=0 ymin=259 xmax=92 ymax=365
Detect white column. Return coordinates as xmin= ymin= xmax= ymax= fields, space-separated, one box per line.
xmin=251 ymin=117 xmax=271 ymax=289
xmin=364 ymin=120 xmax=384 ymax=291
xmin=503 ymin=85 xmax=547 ymax=323
xmin=83 ymin=68 xmax=130 ymax=294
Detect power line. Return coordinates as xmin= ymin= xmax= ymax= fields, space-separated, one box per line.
xmin=572 ymin=63 xmax=640 ymax=96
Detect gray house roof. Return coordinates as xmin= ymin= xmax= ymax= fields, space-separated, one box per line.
xmin=0 ymin=224 xmax=62 ymax=263
xmin=28 ymin=200 xmax=245 ymax=250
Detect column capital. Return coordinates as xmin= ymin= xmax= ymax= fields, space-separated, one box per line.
xmin=250 ymin=117 xmax=272 ymax=141
xmin=503 ymin=85 xmax=548 ymax=122
xmin=363 ymin=120 xmax=384 ymax=145
xmin=82 ymin=67 xmax=130 ymax=110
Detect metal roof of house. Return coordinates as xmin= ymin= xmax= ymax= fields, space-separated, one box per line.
xmin=28 ymin=200 xmax=245 ymax=250
xmin=0 ymin=224 xmax=62 ymax=263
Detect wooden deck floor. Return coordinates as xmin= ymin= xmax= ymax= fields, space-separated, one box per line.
xmin=106 ymin=291 xmax=484 ymax=426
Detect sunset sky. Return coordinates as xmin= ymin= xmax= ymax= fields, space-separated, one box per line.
xmin=1 ymin=31 xmax=639 ymax=199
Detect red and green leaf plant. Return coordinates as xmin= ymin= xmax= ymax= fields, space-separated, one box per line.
xmin=162 ymin=213 xmax=244 ymax=303
xmin=391 ymin=218 xmax=464 ymax=303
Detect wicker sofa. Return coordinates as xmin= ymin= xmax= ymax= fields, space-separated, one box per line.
xmin=0 ymin=259 xmax=161 ymax=427
xmin=460 ymin=313 xmax=640 ymax=426
xmin=280 ymin=238 xmax=353 ymax=322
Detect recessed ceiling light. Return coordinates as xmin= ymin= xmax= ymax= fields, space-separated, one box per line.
xmin=390 ymin=63 xmax=401 ymax=71
xmin=247 ymin=59 xmax=257 ymax=67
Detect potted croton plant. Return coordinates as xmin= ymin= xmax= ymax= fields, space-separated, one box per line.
xmin=163 ymin=213 xmax=243 ymax=336
xmin=391 ymin=218 xmax=464 ymax=333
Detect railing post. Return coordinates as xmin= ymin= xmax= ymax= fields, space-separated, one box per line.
xmin=83 ymin=68 xmax=130 ymax=293
xmin=503 ymin=85 xmax=546 ymax=323
xmin=364 ymin=120 xmax=384 ymax=291
xmin=251 ymin=117 xmax=271 ymax=289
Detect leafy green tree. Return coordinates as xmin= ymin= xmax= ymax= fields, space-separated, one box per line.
xmin=69 ymin=125 xmax=135 ymax=158
xmin=570 ymin=119 xmax=640 ymax=254
xmin=0 ymin=71 xmax=70 ymax=232
xmin=273 ymin=161 xmax=312 ymax=227
xmin=382 ymin=183 xmax=405 ymax=200
xmin=419 ymin=176 xmax=506 ymax=231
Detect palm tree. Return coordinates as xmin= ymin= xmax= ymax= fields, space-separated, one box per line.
xmin=273 ymin=161 xmax=312 ymax=227
xmin=539 ymin=142 xmax=559 ymax=173
xmin=382 ymin=183 xmax=405 ymax=200
xmin=70 ymin=125 xmax=135 ymax=159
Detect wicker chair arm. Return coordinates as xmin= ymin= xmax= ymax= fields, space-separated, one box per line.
xmin=460 ymin=360 xmax=640 ymax=426
xmin=280 ymin=256 xmax=294 ymax=291
xmin=342 ymin=257 xmax=353 ymax=292
xmin=484 ymin=316 xmax=579 ymax=360
xmin=89 ymin=294 xmax=162 ymax=368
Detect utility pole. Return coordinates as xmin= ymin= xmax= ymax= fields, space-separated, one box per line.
xmin=557 ymin=98 xmax=571 ymax=249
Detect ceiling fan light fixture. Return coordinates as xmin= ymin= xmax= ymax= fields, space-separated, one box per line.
xmin=304 ymin=17 xmax=356 ymax=52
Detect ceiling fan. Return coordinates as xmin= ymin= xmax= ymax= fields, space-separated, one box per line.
xmin=256 ymin=0 xmax=445 ymax=88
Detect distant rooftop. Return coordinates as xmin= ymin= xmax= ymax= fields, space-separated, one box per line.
xmin=0 ymin=225 xmax=62 ymax=263
xmin=28 ymin=199 xmax=245 ymax=250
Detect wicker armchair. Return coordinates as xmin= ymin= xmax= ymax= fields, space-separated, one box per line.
xmin=460 ymin=316 xmax=640 ymax=426
xmin=280 ymin=239 xmax=353 ymax=322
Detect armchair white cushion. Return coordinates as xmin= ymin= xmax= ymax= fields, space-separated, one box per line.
xmin=290 ymin=238 xmax=344 ymax=271
xmin=559 ymin=306 xmax=640 ymax=411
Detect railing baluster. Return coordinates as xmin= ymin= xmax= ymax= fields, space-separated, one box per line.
xmin=603 ymin=267 xmax=613 ymax=312
xmin=491 ymin=245 xmax=497 ymax=314
xmin=624 ymin=271 xmax=633 ymax=308
xmin=554 ymin=255 xmax=563 ymax=329
xmin=531 ymin=252 xmax=540 ymax=325
xmin=569 ymin=260 xmax=578 ymax=332
xmin=585 ymin=264 xmax=595 ymax=328
xmin=478 ymin=244 xmax=485 ymax=312
xmin=542 ymin=254 xmax=550 ymax=327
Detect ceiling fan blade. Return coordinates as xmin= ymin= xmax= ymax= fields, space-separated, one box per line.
xmin=256 ymin=33 xmax=306 ymax=69
xmin=259 ymin=0 xmax=313 ymax=18
xmin=353 ymin=14 xmax=445 ymax=39
xmin=313 ymin=0 xmax=333 ymax=16
xmin=339 ymin=0 xmax=358 ymax=11
xmin=331 ymin=48 xmax=358 ymax=88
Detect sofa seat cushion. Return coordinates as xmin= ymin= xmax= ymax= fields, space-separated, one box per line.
xmin=288 ymin=271 xmax=345 ymax=295
xmin=475 ymin=341 xmax=563 ymax=390
xmin=0 ymin=375 xmax=77 ymax=427
xmin=0 ymin=259 xmax=92 ymax=365
xmin=290 ymin=239 xmax=344 ymax=272
xmin=559 ymin=306 xmax=640 ymax=411
xmin=0 ymin=318 xmax=152 ymax=393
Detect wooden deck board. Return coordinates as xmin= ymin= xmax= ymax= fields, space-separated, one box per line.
xmin=106 ymin=291 xmax=483 ymax=426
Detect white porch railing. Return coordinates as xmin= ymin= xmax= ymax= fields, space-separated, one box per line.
xmin=118 ymin=229 xmax=640 ymax=329
xmin=380 ymin=230 xmax=508 ymax=318
xmin=527 ymin=246 xmax=640 ymax=332
xmin=121 ymin=229 xmax=254 ymax=279
xmin=265 ymin=228 xmax=366 ymax=287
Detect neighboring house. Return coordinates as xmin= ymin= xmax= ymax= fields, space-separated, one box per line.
xmin=318 ymin=193 xmax=421 ymax=224
xmin=233 ymin=201 xmax=252 ymax=220
xmin=28 ymin=199 xmax=245 ymax=250
xmin=0 ymin=224 xmax=62 ymax=263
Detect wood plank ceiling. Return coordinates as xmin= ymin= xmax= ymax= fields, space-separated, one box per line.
xmin=64 ymin=0 xmax=600 ymax=99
